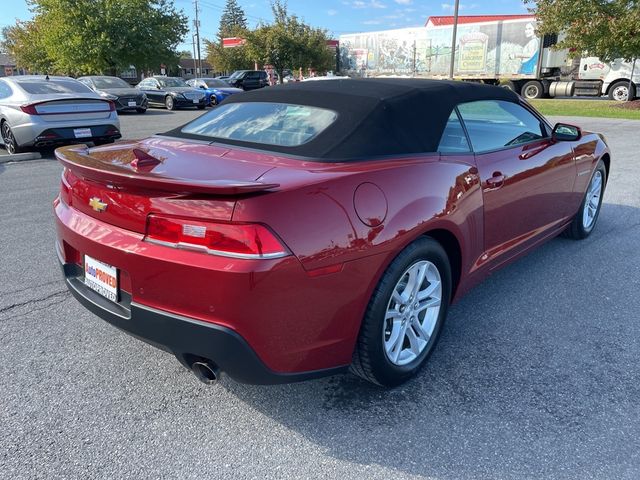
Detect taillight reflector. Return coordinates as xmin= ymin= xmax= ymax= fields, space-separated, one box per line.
xmin=20 ymin=104 xmax=38 ymax=115
xmin=145 ymin=215 xmax=288 ymax=259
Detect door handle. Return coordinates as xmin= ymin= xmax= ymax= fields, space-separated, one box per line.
xmin=486 ymin=173 xmax=505 ymax=189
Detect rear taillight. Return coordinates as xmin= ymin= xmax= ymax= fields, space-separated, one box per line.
xmin=107 ymin=100 xmax=116 ymax=112
xmin=20 ymin=104 xmax=38 ymax=115
xmin=145 ymin=215 xmax=289 ymax=259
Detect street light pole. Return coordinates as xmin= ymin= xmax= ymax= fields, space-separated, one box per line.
xmin=449 ymin=0 xmax=460 ymax=80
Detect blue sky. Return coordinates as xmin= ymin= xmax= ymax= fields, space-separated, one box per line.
xmin=2 ymin=0 xmax=529 ymax=51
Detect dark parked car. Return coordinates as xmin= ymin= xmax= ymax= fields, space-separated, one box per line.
xmin=186 ymin=78 xmax=243 ymax=106
xmin=226 ymin=70 xmax=268 ymax=90
xmin=136 ymin=76 xmax=206 ymax=110
xmin=77 ymin=75 xmax=148 ymax=113
xmin=54 ymin=79 xmax=610 ymax=387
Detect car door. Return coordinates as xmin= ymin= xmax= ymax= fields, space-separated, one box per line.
xmin=244 ymin=72 xmax=261 ymax=90
xmin=457 ymin=100 xmax=576 ymax=268
xmin=140 ymin=79 xmax=162 ymax=104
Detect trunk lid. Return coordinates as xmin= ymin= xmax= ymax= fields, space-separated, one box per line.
xmin=32 ymin=98 xmax=114 ymax=122
xmin=58 ymin=137 xmax=280 ymax=233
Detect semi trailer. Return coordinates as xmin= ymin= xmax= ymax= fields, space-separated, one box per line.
xmin=339 ymin=15 xmax=639 ymax=100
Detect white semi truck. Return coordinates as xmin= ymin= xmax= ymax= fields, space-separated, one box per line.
xmin=339 ymin=16 xmax=639 ymax=100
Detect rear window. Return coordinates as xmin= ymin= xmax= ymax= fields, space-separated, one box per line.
xmin=181 ymin=102 xmax=337 ymax=147
xmin=16 ymin=79 xmax=93 ymax=95
xmin=92 ymin=77 xmax=131 ymax=89
xmin=158 ymin=77 xmax=188 ymax=88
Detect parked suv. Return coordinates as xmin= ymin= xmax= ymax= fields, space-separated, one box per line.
xmin=226 ymin=70 xmax=269 ymax=90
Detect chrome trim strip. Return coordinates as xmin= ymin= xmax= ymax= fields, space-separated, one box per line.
xmin=145 ymin=237 xmax=289 ymax=260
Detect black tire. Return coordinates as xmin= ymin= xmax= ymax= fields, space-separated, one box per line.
xmin=210 ymin=96 xmax=218 ymax=107
xmin=165 ymin=95 xmax=176 ymax=110
xmin=351 ymin=236 xmax=452 ymax=387
xmin=1 ymin=121 xmax=22 ymax=154
xmin=136 ymin=107 xmax=147 ymax=114
xmin=563 ymin=160 xmax=607 ymax=239
xmin=608 ymin=80 xmax=636 ymax=101
xmin=501 ymin=80 xmax=518 ymax=93
xmin=521 ymin=80 xmax=544 ymax=99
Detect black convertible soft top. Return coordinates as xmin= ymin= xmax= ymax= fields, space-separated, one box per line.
xmin=164 ymin=78 xmax=520 ymax=160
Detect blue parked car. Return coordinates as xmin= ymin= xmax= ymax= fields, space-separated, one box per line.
xmin=186 ymin=78 xmax=243 ymax=106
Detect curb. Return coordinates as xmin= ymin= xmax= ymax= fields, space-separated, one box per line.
xmin=0 ymin=151 xmax=43 ymax=163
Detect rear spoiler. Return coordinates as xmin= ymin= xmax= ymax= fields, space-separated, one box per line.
xmin=56 ymin=145 xmax=279 ymax=195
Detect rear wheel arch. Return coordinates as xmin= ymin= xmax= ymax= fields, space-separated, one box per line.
xmin=600 ymin=153 xmax=611 ymax=180
xmin=422 ymin=228 xmax=462 ymax=299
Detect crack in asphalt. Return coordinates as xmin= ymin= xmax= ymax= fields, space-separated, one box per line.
xmin=0 ymin=280 xmax=62 ymax=299
xmin=0 ymin=290 xmax=69 ymax=317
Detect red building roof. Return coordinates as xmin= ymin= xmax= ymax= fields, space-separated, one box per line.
xmin=426 ymin=14 xmax=535 ymax=27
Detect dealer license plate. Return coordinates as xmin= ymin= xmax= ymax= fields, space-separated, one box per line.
xmin=193 ymin=99 xmax=199 ymax=104
xmin=84 ymin=255 xmax=118 ymax=302
xmin=128 ymin=101 xmax=137 ymax=107
xmin=73 ymin=128 xmax=92 ymax=138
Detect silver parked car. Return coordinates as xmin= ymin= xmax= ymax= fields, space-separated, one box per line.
xmin=0 ymin=75 xmax=121 ymax=154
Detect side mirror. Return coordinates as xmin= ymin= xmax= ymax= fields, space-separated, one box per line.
xmin=199 ymin=85 xmax=206 ymax=89
xmin=156 ymin=85 xmax=161 ymax=90
xmin=552 ymin=123 xmax=582 ymax=142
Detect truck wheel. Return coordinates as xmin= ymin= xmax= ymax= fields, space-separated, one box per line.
xmin=501 ymin=81 xmax=518 ymax=93
xmin=608 ymin=80 xmax=635 ymax=101
xmin=521 ymin=80 xmax=544 ymax=99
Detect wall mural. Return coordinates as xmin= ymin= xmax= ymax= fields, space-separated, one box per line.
xmin=339 ymin=19 xmax=539 ymax=77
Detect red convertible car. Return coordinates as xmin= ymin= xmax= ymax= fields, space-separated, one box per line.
xmin=54 ymin=79 xmax=610 ymax=386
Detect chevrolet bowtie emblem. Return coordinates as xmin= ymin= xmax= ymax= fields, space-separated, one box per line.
xmin=89 ymin=197 xmax=108 ymax=212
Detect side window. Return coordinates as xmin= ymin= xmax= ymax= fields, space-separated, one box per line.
xmin=457 ymin=100 xmax=547 ymax=153
xmin=438 ymin=109 xmax=471 ymax=154
xmin=0 ymin=80 xmax=12 ymax=99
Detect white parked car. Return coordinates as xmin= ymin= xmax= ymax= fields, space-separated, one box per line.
xmin=0 ymin=75 xmax=121 ymax=154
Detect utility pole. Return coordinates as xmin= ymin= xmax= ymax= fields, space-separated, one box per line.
xmin=194 ymin=0 xmax=202 ymax=78
xmin=192 ymin=34 xmax=198 ymax=78
xmin=449 ymin=0 xmax=460 ymax=80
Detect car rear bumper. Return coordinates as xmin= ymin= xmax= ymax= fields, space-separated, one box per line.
xmin=13 ymin=114 xmax=121 ymax=148
xmin=54 ymin=199 xmax=357 ymax=383
xmin=32 ymin=124 xmax=121 ymax=147
xmin=58 ymin=249 xmax=345 ymax=384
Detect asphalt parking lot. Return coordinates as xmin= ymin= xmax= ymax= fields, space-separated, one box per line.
xmin=1 ymin=110 xmax=639 ymax=479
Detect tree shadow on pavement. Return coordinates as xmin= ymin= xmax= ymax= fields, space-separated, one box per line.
xmin=219 ymin=202 xmax=640 ymax=479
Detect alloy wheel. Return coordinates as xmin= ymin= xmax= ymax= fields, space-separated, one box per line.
xmin=383 ymin=260 xmax=442 ymax=366
xmin=2 ymin=123 xmax=16 ymax=154
xmin=582 ymin=170 xmax=603 ymax=230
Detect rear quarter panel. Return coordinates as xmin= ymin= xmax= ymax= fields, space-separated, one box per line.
xmin=234 ymin=155 xmax=485 ymax=300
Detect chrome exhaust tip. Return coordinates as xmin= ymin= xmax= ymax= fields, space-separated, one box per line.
xmin=191 ymin=361 xmax=219 ymax=385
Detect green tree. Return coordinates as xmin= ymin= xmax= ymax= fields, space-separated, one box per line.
xmin=219 ymin=0 xmax=247 ymax=37
xmin=245 ymin=1 xmax=334 ymax=83
xmin=527 ymin=0 xmax=640 ymax=62
xmin=205 ymin=0 xmax=252 ymax=73
xmin=1 ymin=0 xmax=188 ymax=76
xmin=2 ymin=22 xmax=53 ymax=73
